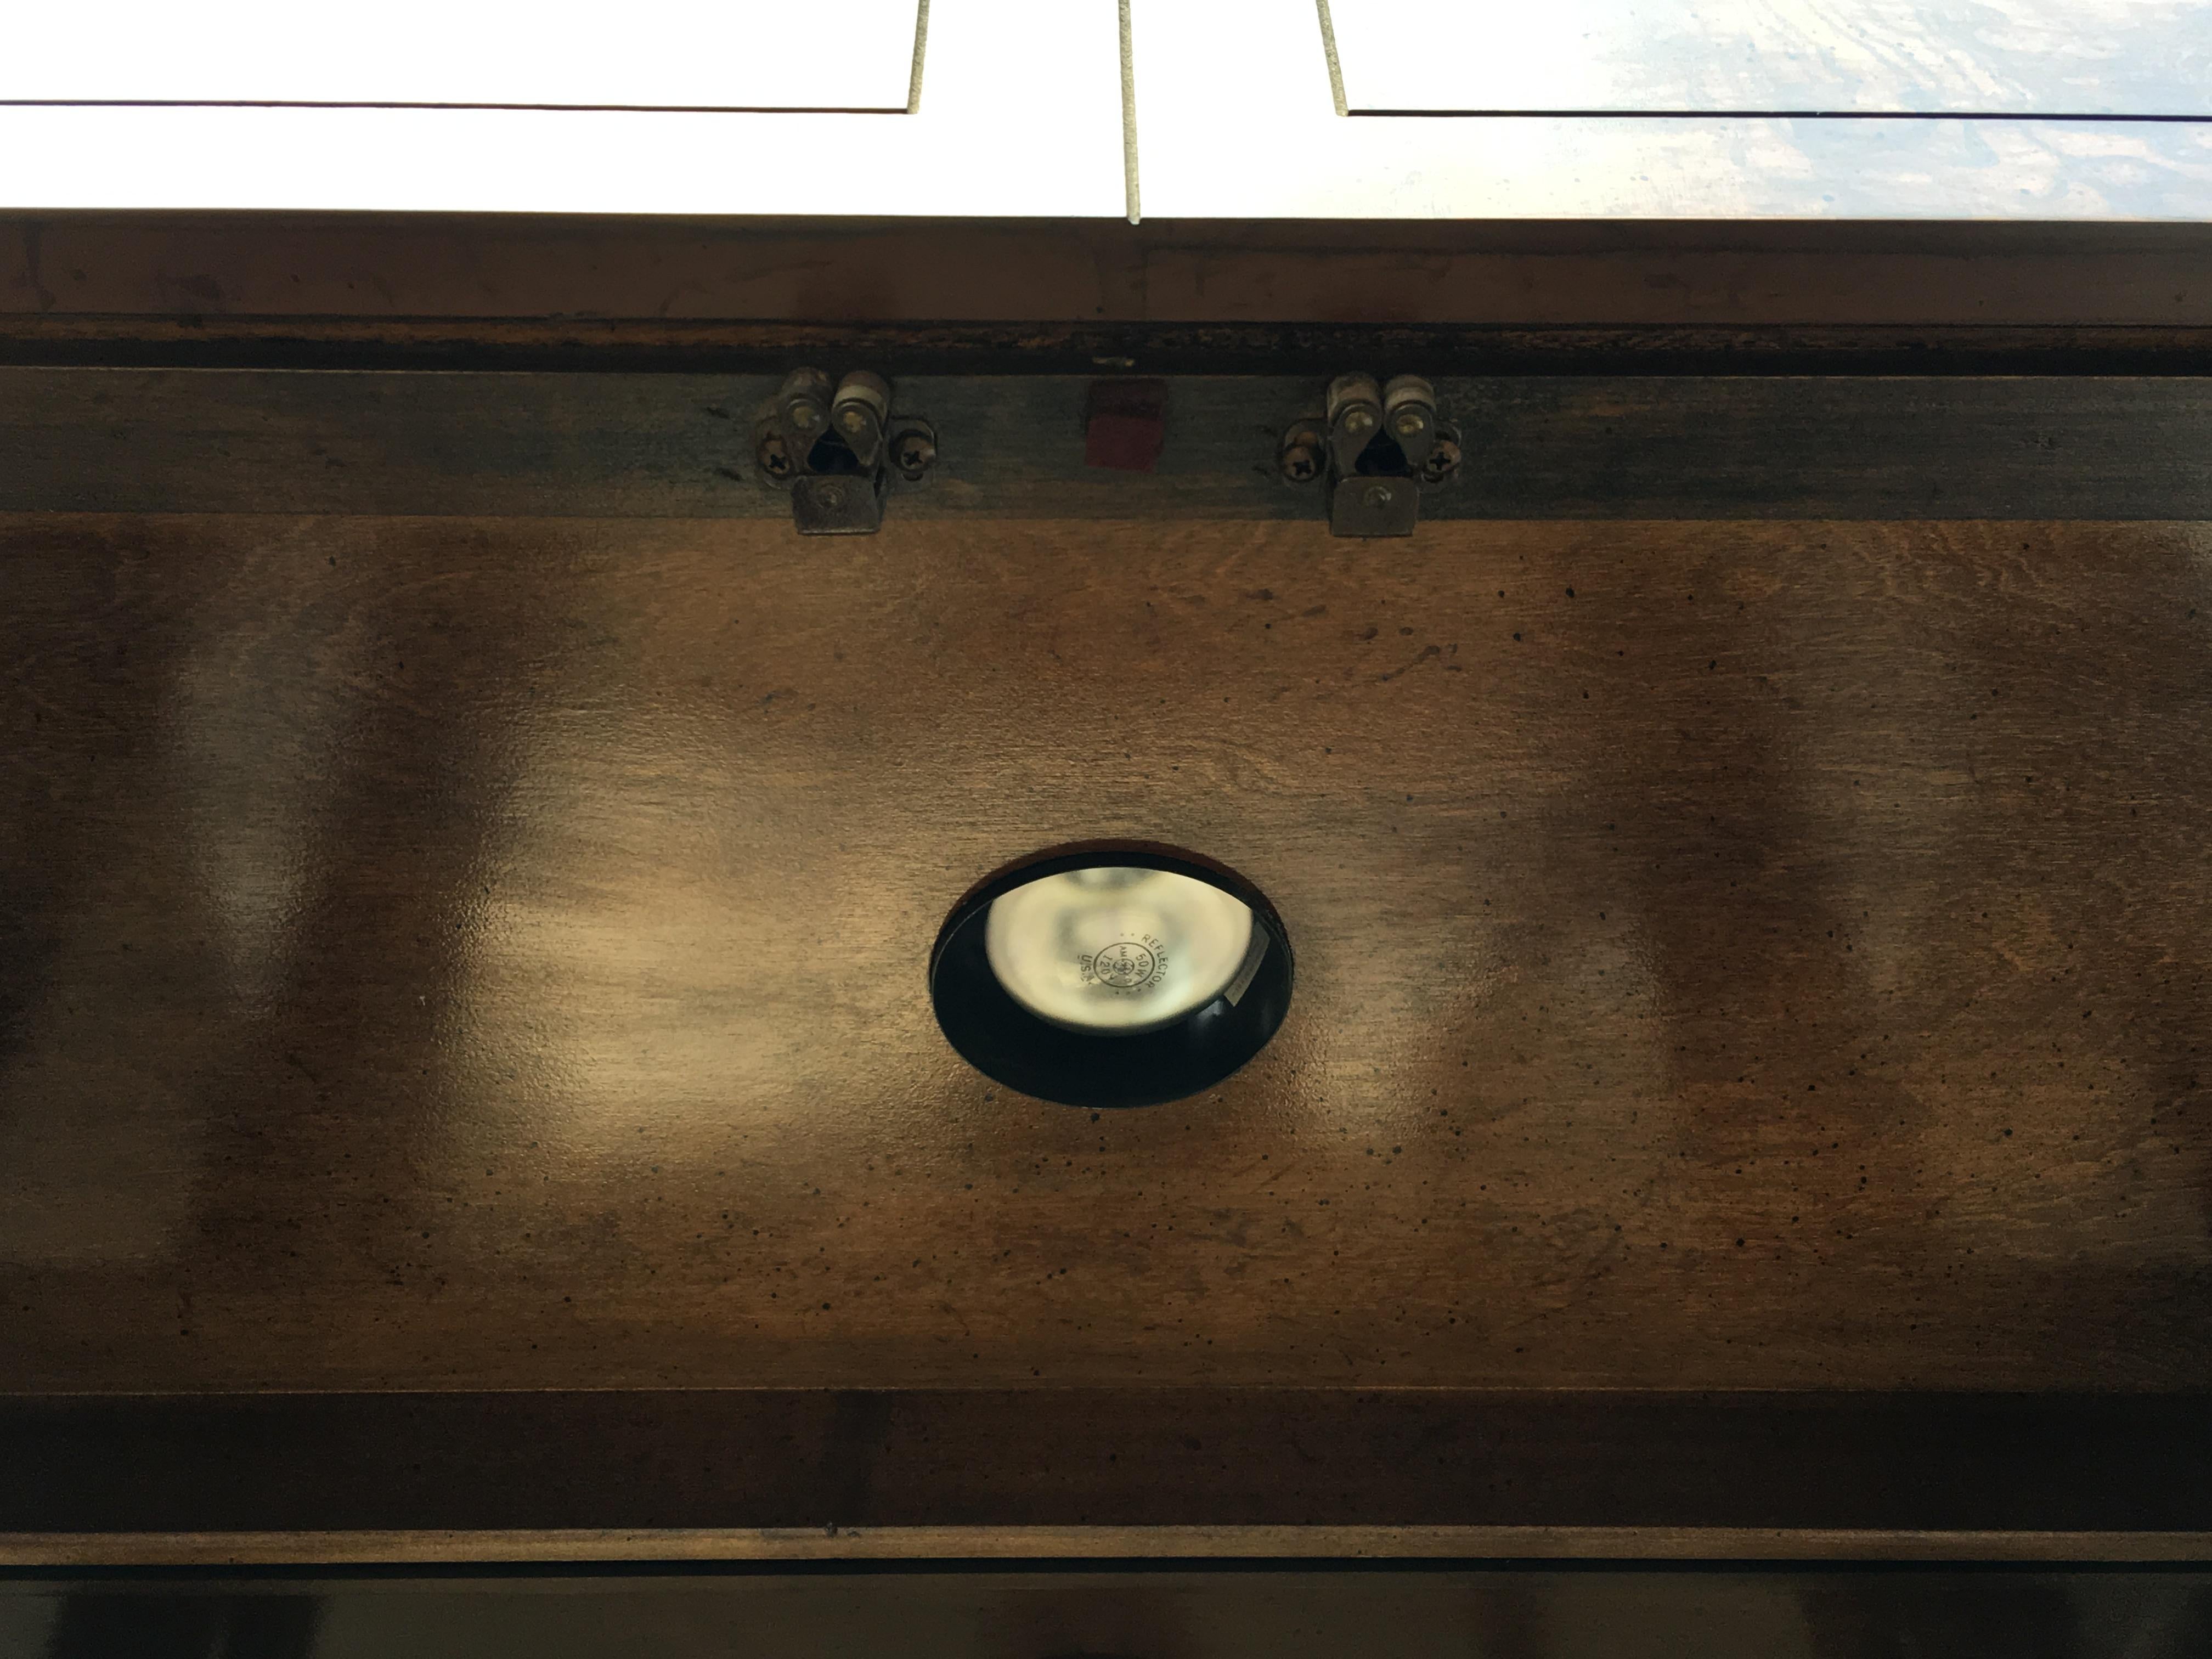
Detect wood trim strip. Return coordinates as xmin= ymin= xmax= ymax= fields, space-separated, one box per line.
xmin=12 ymin=216 xmax=2212 ymax=328
xmin=13 ymin=317 xmax=2212 ymax=375
xmin=8 ymin=1392 xmax=2210 ymax=1540
xmin=9 ymin=368 xmax=2212 ymax=520
xmin=7 ymin=1527 xmax=2212 ymax=1567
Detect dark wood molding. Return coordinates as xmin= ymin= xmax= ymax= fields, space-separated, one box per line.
xmin=10 ymin=366 xmax=2212 ymax=520
xmin=10 ymin=215 xmax=2212 ymax=331
xmin=11 ymin=318 xmax=2212 ymax=376
xmin=10 ymin=1525 xmax=2212 ymax=1567
xmin=7 ymin=1391 xmax=2211 ymax=1547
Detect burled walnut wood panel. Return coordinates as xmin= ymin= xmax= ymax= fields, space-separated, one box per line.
xmin=3 ymin=515 xmax=2208 ymax=1398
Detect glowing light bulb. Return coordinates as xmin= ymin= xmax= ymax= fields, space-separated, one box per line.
xmin=984 ymin=865 xmax=1259 ymax=1034
xmin=931 ymin=847 xmax=1293 ymax=1108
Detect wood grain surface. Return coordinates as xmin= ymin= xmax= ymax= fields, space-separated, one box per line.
xmin=5 ymin=512 xmax=2209 ymax=1406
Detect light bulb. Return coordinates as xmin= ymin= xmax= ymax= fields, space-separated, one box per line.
xmin=984 ymin=866 xmax=1259 ymax=1034
xmin=932 ymin=846 xmax=1293 ymax=1108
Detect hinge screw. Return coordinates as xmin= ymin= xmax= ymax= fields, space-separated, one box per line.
xmin=1420 ymin=428 xmax=1463 ymax=485
xmin=1277 ymin=419 xmax=1328 ymax=483
xmin=890 ymin=421 xmax=939 ymax=481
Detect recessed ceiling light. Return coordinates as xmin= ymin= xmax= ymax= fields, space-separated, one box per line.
xmin=930 ymin=845 xmax=1294 ymax=1109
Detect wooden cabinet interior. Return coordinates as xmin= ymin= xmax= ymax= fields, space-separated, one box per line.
xmin=2 ymin=211 xmax=2209 ymax=1577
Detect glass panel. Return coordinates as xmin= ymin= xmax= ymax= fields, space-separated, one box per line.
xmin=2 ymin=0 xmax=923 ymax=112
xmin=1329 ymin=0 xmax=2212 ymax=116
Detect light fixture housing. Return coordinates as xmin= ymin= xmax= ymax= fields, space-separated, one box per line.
xmin=929 ymin=844 xmax=1294 ymax=1109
